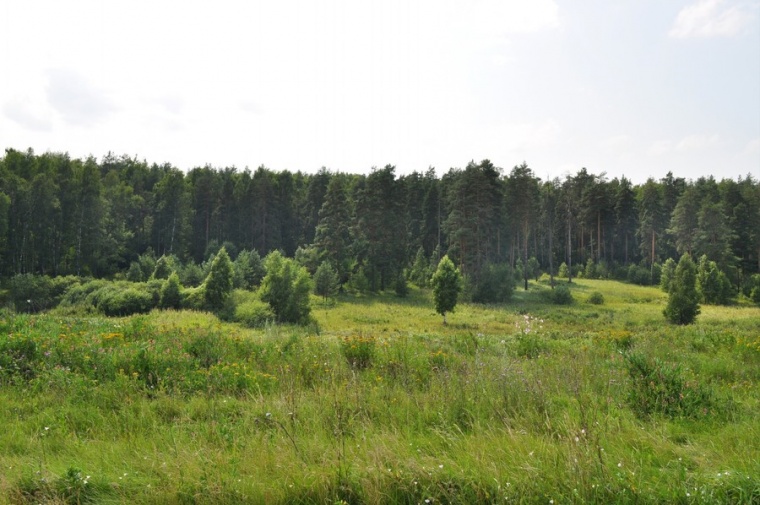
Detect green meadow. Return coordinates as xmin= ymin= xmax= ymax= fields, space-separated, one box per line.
xmin=1 ymin=278 xmax=758 ymax=504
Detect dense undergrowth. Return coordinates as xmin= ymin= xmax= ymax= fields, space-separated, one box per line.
xmin=1 ymin=278 xmax=758 ymax=504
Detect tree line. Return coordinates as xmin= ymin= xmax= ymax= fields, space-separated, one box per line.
xmin=1 ymin=147 xmax=758 ymax=296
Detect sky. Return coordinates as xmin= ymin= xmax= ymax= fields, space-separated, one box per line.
xmin=1 ymin=0 xmax=759 ymax=183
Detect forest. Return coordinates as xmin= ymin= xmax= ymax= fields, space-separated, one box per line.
xmin=1 ymin=147 xmax=758 ymax=299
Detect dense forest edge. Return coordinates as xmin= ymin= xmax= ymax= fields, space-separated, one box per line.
xmin=1 ymin=147 xmax=759 ymax=319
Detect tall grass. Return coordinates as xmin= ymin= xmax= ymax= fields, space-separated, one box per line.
xmin=1 ymin=278 xmax=758 ymax=503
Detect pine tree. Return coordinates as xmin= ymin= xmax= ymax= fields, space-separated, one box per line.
xmin=313 ymin=261 xmax=339 ymax=300
xmin=160 ymin=271 xmax=182 ymax=309
xmin=203 ymin=247 xmax=233 ymax=312
xmin=431 ymin=255 xmax=462 ymax=325
xmin=664 ymin=253 xmax=700 ymax=325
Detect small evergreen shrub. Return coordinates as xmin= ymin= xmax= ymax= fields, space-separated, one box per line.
xmin=181 ymin=286 xmax=206 ymax=311
xmin=235 ymin=300 xmax=274 ymax=328
xmin=557 ymin=262 xmax=569 ymax=278
xmin=550 ymin=284 xmax=573 ymax=305
xmin=472 ymin=263 xmax=514 ymax=304
xmin=100 ymin=287 xmax=153 ymax=317
xmin=587 ymin=291 xmax=604 ymax=305
xmin=159 ymin=272 xmax=182 ymax=309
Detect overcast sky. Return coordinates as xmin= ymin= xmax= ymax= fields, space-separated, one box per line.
xmin=2 ymin=0 xmax=758 ymax=183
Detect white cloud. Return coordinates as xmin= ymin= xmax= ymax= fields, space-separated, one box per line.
xmin=743 ymin=137 xmax=760 ymax=155
xmin=3 ymin=97 xmax=53 ymax=132
xmin=648 ymin=140 xmax=673 ymax=156
xmin=46 ymin=68 xmax=116 ymax=127
xmin=675 ymin=133 xmax=724 ymax=151
xmin=669 ymin=0 xmax=755 ymax=38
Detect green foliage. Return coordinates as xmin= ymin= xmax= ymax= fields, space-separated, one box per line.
xmin=471 ymin=263 xmax=514 ymax=304
xmin=126 ymin=261 xmax=143 ymax=282
xmin=527 ymin=256 xmax=541 ymax=281
xmin=202 ymin=247 xmax=234 ymax=312
xmin=408 ymin=247 xmax=430 ymax=288
xmin=664 ymin=253 xmax=700 ymax=325
xmin=151 ymin=255 xmax=173 ymax=280
xmin=627 ymin=263 xmax=654 ymax=286
xmin=180 ymin=285 xmax=206 ymax=311
xmin=340 ymin=334 xmax=376 ymax=369
xmin=750 ymin=274 xmax=760 ymax=305
xmin=100 ymin=287 xmax=154 ymax=317
xmin=178 ymin=261 xmax=204 ymax=287
xmin=431 ymin=255 xmax=462 ymax=323
xmin=347 ymin=266 xmax=370 ymax=293
xmin=586 ymin=291 xmax=604 ymax=305
xmin=313 ymin=260 xmax=340 ymax=300
xmin=159 ymin=272 xmax=182 ymax=310
xmin=234 ymin=299 xmax=274 ymax=328
xmin=584 ymin=258 xmax=596 ymax=279
xmin=549 ymin=283 xmax=574 ymax=305
xmin=8 ymin=274 xmax=54 ymax=313
xmin=259 ymin=250 xmax=312 ymax=324
xmin=696 ymin=255 xmax=733 ymax=305
xmin=625 ymin=352 xmax=715 ymax=419
xmin=557 ymin=261 xmax=569 ymax=278
xmin=294 ymin=245 xmax=321 ymax=275
xmin=232 ymin=249 xmax=265 ymax=290
xmin=394 ymin=273 xmax=409 ymax=297
xmin=660 ymin=257 xmax=676 ymax=292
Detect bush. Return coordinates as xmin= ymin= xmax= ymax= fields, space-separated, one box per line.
xmin=348 ymin=266 xmax=370 ymax=293
xmin=181 ymin=286 xmax=206 ymax=311
xmin=625 ymin=352 xmax=714 ymax=419
xmin=235 ymin=300 xmax=275 ymax=328
xmin=471 ymin=263 xmax=514 ymax=304
xmin=159 ymin=272 xmax=182 ymax=310
xmin=8 ymin=274 xmax=53 ymax=313
xmin=203 ymin=247 xmax=234 ymax=312
xmin=664 ymin=253 xmax=700 ymax=325
xmin=660 ymin=257 xmax=676 ymax=292
xmin=557 ymin=262 xmax=569 ymax=279
xmin=340 ymin=335 xmax=376 ymax=369
xmin=259 ymin=251 xmax=313 ymax=324
xmin=550 ymin=284 xmax=573 ymax=305
xmin=100 ymin=287 xmax=154 ymax=317
xmin=313 ymin=261 xmax=340 ymax=300
xmin=587 ymin=291 xmax=605 ymax=305
xmin=697 ymin=255 xmax=732 ymax=305
xmin=394 ymin=273 xmax=409 ymax=298
xmin=751 ymin=275 xmax=760 ymax=305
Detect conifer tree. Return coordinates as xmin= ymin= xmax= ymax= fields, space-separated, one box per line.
xmin=664 ymin=253 xmax=700 ymax=325
xmin=431 ymin=255 xmax=462 ymax=325
xmin=203 ymin=247 xmax=233 ymax=312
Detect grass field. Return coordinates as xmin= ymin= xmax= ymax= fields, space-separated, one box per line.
xmin=1 ymin=278 xmax=758 ymax=504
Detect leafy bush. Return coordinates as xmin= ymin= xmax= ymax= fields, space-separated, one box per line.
xmin=233 ymin=249 xmax=266 ymax=289
xmin=660 ymin=257 xmax=676 ymax=292
xmin=313 ymin=261 xmax=340 ymax=300
xmin=625 ymin=352 xmax=714 ymax=419
xmin=471 ymin=263 xmax=514 ymax=304
xmin=181 ymin=286 xmax=206 ymax=311
xmin=159 ymin=272 xmax=182 ymax=309
xmin=203 ymin=247 xmax=234 ymax=312
xmin=751 ymin=274 xmax=760 ymax=305
xmin=696 ymin=255 xmax=733 ymax=305
xmin=235 ymin=300 xmax=274 ymax=328
xmin=664 ymin=253 xmax=700 ymax=325
xmin=587 ymin=291 xmax=604 ymax=305
xmin=557 ymin=262 xmax=569 ymax=278
xmin=340 ymin=334 xmax=376 ymax=369
xmin=100 ymin=287 xmax=154 ymax=317
xmin=549 ymin=284 xmax=573 ymax=305
xmin=394 ymin=273 xmax=409 ymax=297
xmin=348 ymin=266 xmax=370 ymax=293
xmin=8 ymin=274 xmax=53 ymax=313
xmin=259 ymin=250 xmax=312 ymax=324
